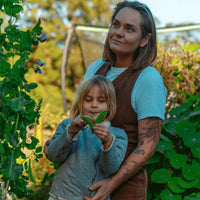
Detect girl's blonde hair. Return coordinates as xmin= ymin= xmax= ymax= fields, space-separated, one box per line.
xmin=70 ymin=75 xmax=116 ymax=121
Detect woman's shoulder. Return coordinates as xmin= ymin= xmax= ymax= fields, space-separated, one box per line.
xmin=141 ymin=66 xmax=162 ymax=78
xmin=138 ymin=66 xmax=165 ymax=85
xmin=142 ymin=66 xmax=162 ymax=77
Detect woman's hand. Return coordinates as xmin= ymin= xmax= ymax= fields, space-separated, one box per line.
xmin=83 ymin=177 xmax=114 ymax=200
xmin=84 ymin=117 xmax=163 ymax=200
xmin=68 ymin=116 xmax=87 ymax=138
xmin=93 ymin=123 xmax=113 ymax=150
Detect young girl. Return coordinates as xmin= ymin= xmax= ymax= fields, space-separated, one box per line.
xmin=47 ymin=75 xmax=128 ymax=200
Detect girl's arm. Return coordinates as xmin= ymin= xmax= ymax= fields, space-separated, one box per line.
xmin=47 ymin=116 xmax=86 ymax=163
xmin=83 ymin=117 xmax=162 ymax=200
xmin=47 ymin=119 xmax=77 ymax=163
xmin=98 ymin=127 xmax=128 ymax=174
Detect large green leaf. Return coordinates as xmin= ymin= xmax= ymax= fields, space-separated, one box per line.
xmin=25 ymin=136 xmax=39 ymax=150
xmin=156 ymin=140 xmax=172 ymax=151
xmin=168 ymin=177 xmax=185 ymax=193
xmin=162 ymin=121 xmax=177 ymax=136
xmin=192 ymin=159 xmax=200 ymax=176
xmin=20 ymin=30 xmax=32 ymax=52
xmin=169 ymin=103 xmax=190 ymax=117
xmin=5 ymin=24 xmax=20 ymax=43
xmin=169 ymin=153 xmax=187 ymax=169
xmin=184 ymin=192 xmax=200 ymax=200
xmin=95 ymin=110 xmax=107 ymax=124
xmin=177 ymin=177 xmax=198 ymax=189
xmin=31 ymin=19 xmax=42 ymax=35
xmin=182 ymin=165 xmax=198 ymax=181
xmin=10 ymin=97 xmax=24 ymax=112
xmin=160 ymin=189 xmax=182 ymax=200
xmin=176 ymin=120 xmax=195 ymax=138
xmin=193 ymin=178 xmax=200 ymax=189
xmin=151 ymin=168 xmax=172 ymax=184
xmin=24 ymin=83 xmax=38 ymax=92
xmin=164 ymin=148 xmax=176 ymax=159
xmin=182 ymin=131 xmax=200 ymax=147
xmin=0 ymin=59 xmax=11 ymax=75
xmin=4 ymin=4 xmax=23 ymax=17
xmin=191 ymin=144 xmax=200 ymax=158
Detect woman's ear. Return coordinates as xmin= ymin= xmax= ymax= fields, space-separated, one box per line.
xmin=140 ymin=33 xmax=151 ymax=47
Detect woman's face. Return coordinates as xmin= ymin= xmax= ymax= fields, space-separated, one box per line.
xmin=82 ymin=85 xmax=108 ymax=120
xmin=109 ymin=7 xmax=147 ymax=60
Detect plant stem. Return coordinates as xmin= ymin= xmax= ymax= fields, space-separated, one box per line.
xmin=2 ymin=110 xmax=20 ymax=199
xmin=2 ymin=150 xmax=14 ymax=200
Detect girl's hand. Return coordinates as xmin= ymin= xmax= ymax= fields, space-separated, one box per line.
xmin=68 ymin=116 xmax=87 ymax=138
xmin=93 ymin=123 xmax=113 ymax=150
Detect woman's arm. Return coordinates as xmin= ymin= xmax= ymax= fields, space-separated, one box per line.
xmin=83 ymin=117 xmax=162 ymax=200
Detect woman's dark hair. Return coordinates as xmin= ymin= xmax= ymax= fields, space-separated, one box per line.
xmin=103 ymin=1 xmax=157 ymax=70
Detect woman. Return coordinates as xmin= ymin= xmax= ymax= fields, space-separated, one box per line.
xmin=82 ymin=1 xmax=167 ymax=200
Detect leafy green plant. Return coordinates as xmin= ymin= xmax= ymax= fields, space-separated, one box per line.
xmin=81 ymin=110 xmax=108 ymax=133
xmin=0 ymin=0 xmax=45 ymax=199
xmin=147 ymin=95 xmax=200 ymax=200
xmin=155 ymin=40 xmax=200 ymax=113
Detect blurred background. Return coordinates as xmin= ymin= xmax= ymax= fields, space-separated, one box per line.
xmin=19 ymin=0 xmax=200 ymax=131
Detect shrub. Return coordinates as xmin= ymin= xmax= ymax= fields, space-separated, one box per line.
xmin=147 ymin=94 xmax=200 ymax=200
xmin=155 ymin=40 xmax=200 ymax=113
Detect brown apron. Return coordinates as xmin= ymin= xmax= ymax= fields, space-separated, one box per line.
xmin=95 ymin=63 xmax=147 ymax=200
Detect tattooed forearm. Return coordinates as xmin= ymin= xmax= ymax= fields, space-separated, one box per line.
xmin=139 ymin=117 xmax=162 ymax=146
xmin=118 ymin=160 xmax=139 ymax=182
xmin=134 ymin=145 xmax=145 ymax=155
xmin=111 ymin=118 xmax=163 ymax=187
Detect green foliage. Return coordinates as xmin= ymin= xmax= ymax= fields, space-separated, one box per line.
xmin=147 ymin=95 xmax=200 ymax=199
xmin=21 ymin=157 xmax=56 ymax=200
xmin=0 ymin=0 xmax=45 ymax=199
xmin=155 ymin=40 xmax=200 ymax=113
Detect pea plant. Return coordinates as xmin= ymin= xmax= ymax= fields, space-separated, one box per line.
xmin=0 ymin=0 xmax=45 ymax=199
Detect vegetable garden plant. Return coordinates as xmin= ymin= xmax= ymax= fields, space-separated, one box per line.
xmin=0 ymin=0 xmax=45 ymax=199
xmin=147 ymin=94 xmax=200 ymax=200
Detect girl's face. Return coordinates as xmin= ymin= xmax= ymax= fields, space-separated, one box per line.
xmin=109 ymin=7 xmax=148 ymax=61
xmin=82 ymin=85 xmax=108 ymax=119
